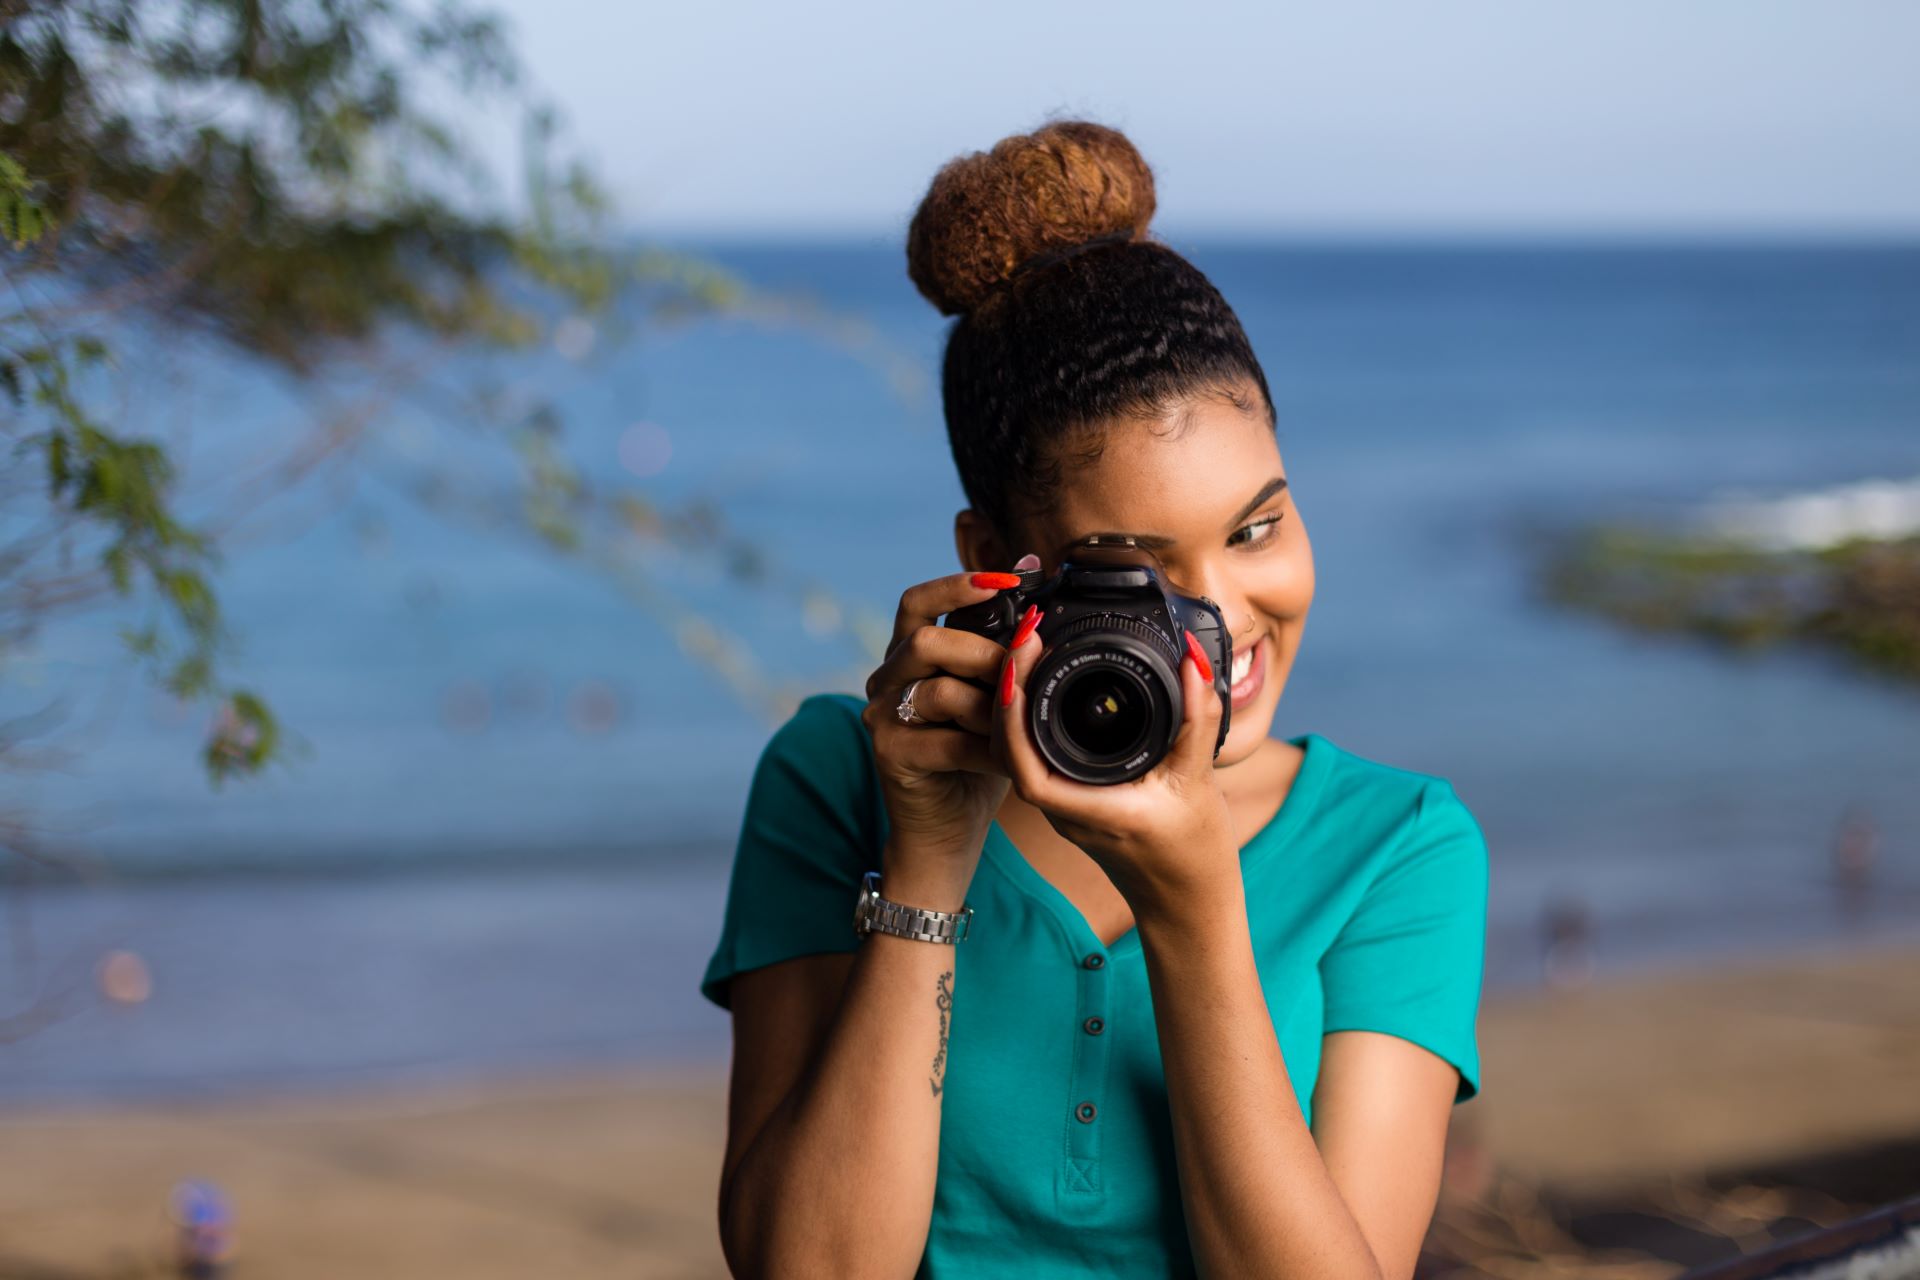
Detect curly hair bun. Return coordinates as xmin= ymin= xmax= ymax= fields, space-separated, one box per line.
xmin=906 ymin=119 xmax=1157 ymax=317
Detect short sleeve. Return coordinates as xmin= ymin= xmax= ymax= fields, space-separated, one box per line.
xmin=698 ymin=693 xmax=887 ymax=1011
xmin=1319 ymin=778 xmax=1490 ymax=1102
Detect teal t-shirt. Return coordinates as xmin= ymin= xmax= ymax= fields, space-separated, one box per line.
xmin=700 ymin=693 xmax=1489 ymax=1278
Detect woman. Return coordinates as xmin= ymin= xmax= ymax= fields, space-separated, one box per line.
xmin=698 ymin=120 xmax=1489 ymax=1279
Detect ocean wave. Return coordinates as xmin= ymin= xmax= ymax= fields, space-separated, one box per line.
xmin=1694 ymin=472 xmax=1920 ymax=551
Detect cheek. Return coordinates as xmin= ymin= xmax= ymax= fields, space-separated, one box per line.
xmin=1275 ymin=526 xmax=1315 ymax=614
xmin=1290 ymin=554 xmax=1316 ymax=614
xmin=1254 ymin=541 xmax=1315 ymax=620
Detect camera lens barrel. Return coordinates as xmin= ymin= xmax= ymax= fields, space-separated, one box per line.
xmin=1029 ymin=614 xmax=1184 ymax=784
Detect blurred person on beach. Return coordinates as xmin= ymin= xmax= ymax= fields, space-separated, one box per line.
xmin=698 ymin=120 xmax=1489 ymax=1279
xmin=168 ymin=1180 xmax=233 ymax=1278
xmin=1831 ymin=802 xmax=1879 ymax=914
xmin=1541 ymin=897 xmax=1596 ymax=990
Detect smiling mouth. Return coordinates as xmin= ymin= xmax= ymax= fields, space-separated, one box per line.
xmin=1228 ymin=634 xmax=1266 ymax=710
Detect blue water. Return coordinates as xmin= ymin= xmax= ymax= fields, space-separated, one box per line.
xmin=3 ymin=240 xmax=1918 ymax=1101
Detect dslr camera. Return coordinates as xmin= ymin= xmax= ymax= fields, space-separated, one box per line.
xmin=942 ymin=537 xmax=1233 ymax=784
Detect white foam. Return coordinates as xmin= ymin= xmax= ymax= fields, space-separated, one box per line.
xmin=1693 ymin=473 xmax=1920 ymax=551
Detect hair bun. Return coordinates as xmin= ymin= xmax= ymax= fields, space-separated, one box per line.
xmin=906 ymin=120 xmax=1156 ymax=317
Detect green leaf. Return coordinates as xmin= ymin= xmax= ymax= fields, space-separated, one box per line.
xmin=0 ymin=150 xmax=50 ymax=248
xmin=204 ymin=689 xmax=281 ymax=785
xmin=117 ymin=624 xmax=161 ymax=657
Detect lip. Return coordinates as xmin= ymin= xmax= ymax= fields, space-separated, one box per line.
xmin=1228 ymin=634 xmax=1266 ymax=712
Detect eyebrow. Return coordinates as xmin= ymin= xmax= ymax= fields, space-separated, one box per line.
xmin=1060 ymin=476 xmax=1289 ymax=555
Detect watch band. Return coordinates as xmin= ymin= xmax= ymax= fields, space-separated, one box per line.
xmin=853 ymin=870 xmax=973 ymax=945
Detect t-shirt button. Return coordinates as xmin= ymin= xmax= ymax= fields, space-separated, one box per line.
xmin=1082 ymin=1016 xmax=1105 ymax=1035
xmin=1075 ymin=1101 xmax=1098 ymax=1123
xmin=1082 ymin=953 xmax=1106 ymax=970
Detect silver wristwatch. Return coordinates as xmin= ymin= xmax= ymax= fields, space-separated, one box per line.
xmin=852 ymin=870 xmax=973 ymax=944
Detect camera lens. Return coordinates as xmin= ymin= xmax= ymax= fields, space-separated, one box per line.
xmin=1029 ymin=613 xmax=1183 ymax=784
xmin=1055 ymin=666 xmax=1152 ymax=762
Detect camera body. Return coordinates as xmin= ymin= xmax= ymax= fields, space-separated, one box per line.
xmin=942 ymin=539 xmax=1233 ymax=785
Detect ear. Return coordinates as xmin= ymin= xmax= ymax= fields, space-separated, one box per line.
xmin=954 ymin=508 xmax=1011 ymax=573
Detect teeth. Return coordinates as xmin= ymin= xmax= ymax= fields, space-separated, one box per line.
xmin=1230 ymin=640 xmax=1256 ymax=684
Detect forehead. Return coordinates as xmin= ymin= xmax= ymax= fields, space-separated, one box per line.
xmin=1038 ymin=396 xmax=1283 ymax=534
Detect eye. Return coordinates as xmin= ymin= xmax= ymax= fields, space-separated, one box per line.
xmin=1228 ymin=513 xmax=1284 ymax=549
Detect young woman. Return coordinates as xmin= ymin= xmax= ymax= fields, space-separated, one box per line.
xmin=698 ymin=120 xmax=1489 ymax=1280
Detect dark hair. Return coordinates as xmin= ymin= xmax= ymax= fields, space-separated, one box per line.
xmin=906 ymin=119 xmax=1276 ymax=539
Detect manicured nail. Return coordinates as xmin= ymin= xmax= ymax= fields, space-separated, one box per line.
xmin=972 ymin=572 xmax=1021 ymax=590
xmin=1010 ymin=604 xmax=1041 ymax=649
xmin=998 ymin=655 xmax=1016 ymax=707
xmin=1183 ymin=629 xmax=1213 ymax=682
xmin=1013 ymin=553 xmax=1041 ymax=571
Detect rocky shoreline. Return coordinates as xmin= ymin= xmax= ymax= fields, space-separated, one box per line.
xmin=1536 ymin=478 xmax=1920 ymax=684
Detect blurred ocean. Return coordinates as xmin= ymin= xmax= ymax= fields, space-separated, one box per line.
xmin=4 ymin=239 xmax=1919 ymax=1101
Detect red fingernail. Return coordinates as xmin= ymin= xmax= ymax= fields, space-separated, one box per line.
xmin=971 ymin=572 xmax=1021 ymax=590
xmin=1183 ymin=629 xmax=1213 ymax=682
xmin=1010 ymin=604 xmax=1041 ymax=649
xmin=998 ymin=655 xmax=1016 ymax=707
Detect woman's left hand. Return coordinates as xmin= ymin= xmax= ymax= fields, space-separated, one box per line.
xmin=991 ymin=625 xmax=1237 ymax=921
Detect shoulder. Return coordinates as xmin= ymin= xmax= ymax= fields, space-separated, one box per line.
xmin=1309 ymin=733 xmax=1479 ymax=827
xmin=1310 ymin=732 xmax=1448 ymax=807
xmin=746 ymin=691 xmax=885 ymax=831
xmin=1304 ymin=734 xmax=1488 ymax=886
xmin=701 ymin=692 xmax=880 ymax=1012
xmin=761 ymin=691 xmax=871 ymax=764
xmin=780 ymin=691 xmax=868 ymax=739
xmin=1310 ymin=738 xmax=1490 ymax=1096
xmin=788 ymin=690 xmax=868 ymax=730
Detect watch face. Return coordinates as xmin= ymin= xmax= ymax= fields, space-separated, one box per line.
xmin=852 ymin=877 xmax=877 ymax=935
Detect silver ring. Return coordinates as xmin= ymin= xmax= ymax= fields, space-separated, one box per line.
xmin=895 ymin=678 xmax=929 ymax=725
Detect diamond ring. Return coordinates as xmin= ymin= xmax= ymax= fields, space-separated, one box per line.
xmin=895 ymin=678 xmax=929 ymax=725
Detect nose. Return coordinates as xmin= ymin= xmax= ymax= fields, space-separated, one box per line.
xmin=1202 ymin=599 xmax=1255 ymax=638
xmin=1177 ymin=575 xmax=1257 ymax=644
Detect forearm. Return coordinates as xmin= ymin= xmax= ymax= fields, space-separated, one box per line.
xmin=721 ymin=851 xmax=969 ymax=1280
xmin=1136 ymin=879 xmax=1383 ymax=1280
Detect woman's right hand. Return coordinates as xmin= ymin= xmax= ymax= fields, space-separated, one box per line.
xmin=861 ymin=563 xmax=1036 ymax=869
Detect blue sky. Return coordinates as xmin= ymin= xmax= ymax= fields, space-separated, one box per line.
xmin=481 ymin=0 xmax=1919 ymax=238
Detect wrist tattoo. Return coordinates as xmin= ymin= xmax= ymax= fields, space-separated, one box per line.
xmin=931 ymin=970 xmax=953 ymax=1096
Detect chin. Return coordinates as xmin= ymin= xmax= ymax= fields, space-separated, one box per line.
xmin=1214 ymin=712 xmax=1276 ymax=767
xmin=1210 ymin=629 xmax=1292 ymax=766
xmin=1209 ymin=691 xmax=1280 ymax=766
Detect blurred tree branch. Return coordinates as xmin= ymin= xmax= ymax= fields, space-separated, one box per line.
xmin=0 ymin=0 xmax=925 ymax=906
xmin=0 ymin=0 xmax=627 ymax=790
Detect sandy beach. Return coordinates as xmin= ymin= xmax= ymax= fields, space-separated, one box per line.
xmin=3 ymin=941 xmax=1918 ymax=1279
